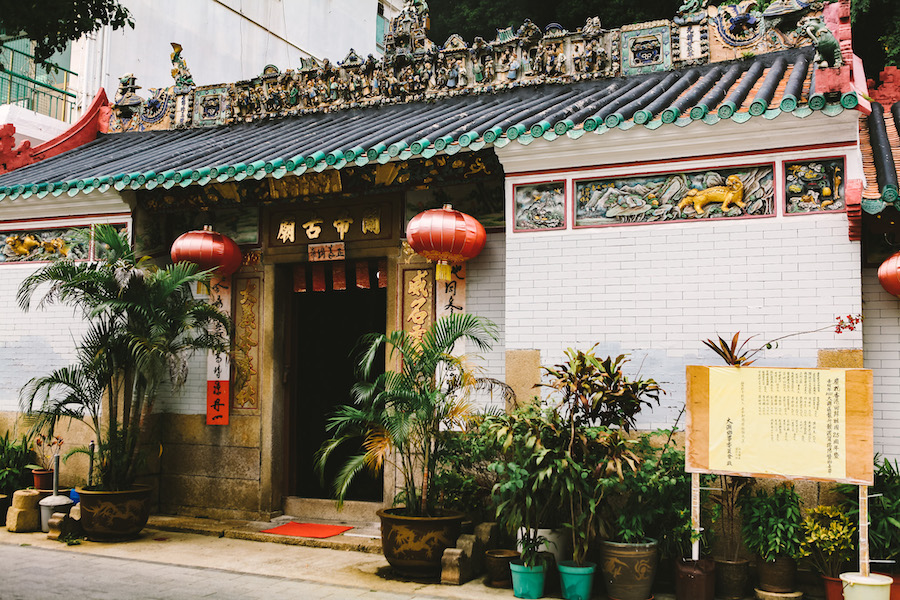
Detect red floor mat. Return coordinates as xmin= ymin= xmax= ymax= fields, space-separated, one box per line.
xmin=260 ymin=521 xmax=353 ymax=539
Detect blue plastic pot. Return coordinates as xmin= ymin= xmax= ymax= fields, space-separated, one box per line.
xmin=511 ymin=560 xmax=547 ymax=599
xmin=558 ymin=560 xmax=596 ymax=600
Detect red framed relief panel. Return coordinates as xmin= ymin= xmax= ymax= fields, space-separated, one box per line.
xmin=783 ymin=157 xmax=847 ymax=215
xmin=513 ymin=180 xmax=567 ymax=232
xmin=573 ymin=163 xmax=775 ymax=228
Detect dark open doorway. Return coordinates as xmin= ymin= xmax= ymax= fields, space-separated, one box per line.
xmin=285 ymin=259 xmax=385 ymax=501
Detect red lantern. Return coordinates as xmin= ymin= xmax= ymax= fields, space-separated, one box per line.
xmin=407 ymin=204 xmax=486 ymax=280
xmin=878 ymin=251 xmax=900 ymax=296
xmin=171 ymin=225 xmax=242 ymax=277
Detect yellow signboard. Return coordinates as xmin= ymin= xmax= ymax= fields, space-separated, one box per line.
xmin=686 ymin=366 xmax=873 ymax=484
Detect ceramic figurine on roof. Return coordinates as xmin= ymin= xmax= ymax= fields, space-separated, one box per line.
xmin=113 ymin=73 xmax=143 ymax=119
xmin=798 ymin=16 xmax=842 ymax=67
xmin=170 ymin=43 xmax=195 ymax=90
xmin=517 ymin=19 xmax=542 ymax=45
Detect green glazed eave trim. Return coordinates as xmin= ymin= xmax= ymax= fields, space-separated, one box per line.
xmin=702 ymin=113 xmax=720 ymax=125
xmin=675 ymin=116 xmax=692 ymax=127
xmin=861 ymin=198 xmax=887 ymax=214
xmin=542 ymin=130 xmax=558 ymax=142
xmin=517 ymin=133 xmax=536 ymax=146
xmin=822 ymin=103 xmax=844 ymax=116
xmin=469 ymin=139 xmax=487 ymax=151
xmin=493 ymin=136 xmax=510 ymax=148
xmin=399 ymin=149 xmax=413 ymax=160
xmin=731 ymin=112 xmax=752 ymax=124
xmin=618 ymin=120 xmax=636 ymax=131
xmin=763 ymin=108 xmax=782 ymax=120
xmin=643 ymin=119 xmax=663 ymax=130
xmin=792 ymin=106 xmax=813 ymax=118
xmin=568 ymin=127 xmax=585 ymax=140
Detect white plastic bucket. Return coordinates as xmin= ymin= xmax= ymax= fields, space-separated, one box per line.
xmin=840 ymin=572 xmax=894 ymax=600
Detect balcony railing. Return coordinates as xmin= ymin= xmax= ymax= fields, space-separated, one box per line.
xmin=0 ymin=43 xmax=77 ymax=123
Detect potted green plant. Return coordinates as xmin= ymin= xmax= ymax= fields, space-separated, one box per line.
xmin=739 ymin=483 xmax=804 ymax=593
xmin=537 ymin=347 xmax=662 ymax=600
xmin=798 ymin=505 xmax=856 ymax=599
xmin=315 ymin=312 xmax=508 ymax=578
xmin=25 ymin=432 xmax=62 ymax=490
xmin=509 ymin=529 xmax=551 ymax=599
xmin=484 ymin=404 xmax=561 ymax=599
xmin=709 ymin=474 xmax=751 ymax=599
xmin=597 ymin=428 xmax=690 ymax=600
xmin=0 ymin=431 xmax=34 ymax=515
xmin=18 ymin=224 xmax=231 ymax=541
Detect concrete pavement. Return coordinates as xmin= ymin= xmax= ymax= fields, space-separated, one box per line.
xmin=0 ymin=521 xmax=512 ymax=600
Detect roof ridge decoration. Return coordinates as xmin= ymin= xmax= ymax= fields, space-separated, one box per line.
xmin=107 ymin=0 xmax=838 ymax=134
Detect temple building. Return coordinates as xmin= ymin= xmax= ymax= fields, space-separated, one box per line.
xmin=0 ymin=0 xmax=897 ymax=521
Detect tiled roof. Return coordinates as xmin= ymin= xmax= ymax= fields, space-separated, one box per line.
xmin=0 ymin=47 xmax=861 ymax=200
xmin=860 ymin=101 xmax=900 ymax=214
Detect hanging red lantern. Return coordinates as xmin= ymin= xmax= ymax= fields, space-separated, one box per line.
xmin=406 ymin=204 xmax=486 ymax=280
xmin=878 ymin=251 xmax=900 ymax=296
xmin=170 ymin=225 xmax=243 ymax=277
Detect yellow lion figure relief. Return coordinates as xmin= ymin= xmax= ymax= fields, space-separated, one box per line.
xmin=677 ymin=174 xmax=745 ymax=215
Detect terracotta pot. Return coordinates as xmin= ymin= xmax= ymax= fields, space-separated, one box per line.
xmin=715 ymin=558 xmax=750 ymax=600
xmin=676 ymin=558 xmax=715 ymax=600
xmin=600 ymin=539 xmax=659 ymax=600
xmin=485 ymin=549 xmax=520 ymax=588
xmin=823 ymin=574 xmax=843 ymax=600
xmin=757 ymin=554 xmax=797 ymax=593
xmin=377 ymin=508 xmax=464 ymax=578
xmin=76 ymin=484 xmax=153 ymax=542
xmin=31 ymin=469 xmax=53 ymax=490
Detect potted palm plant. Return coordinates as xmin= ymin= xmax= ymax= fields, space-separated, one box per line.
xmin=315 ymin=312 xmax=508 ymax=578
xmin=18 ymin=224 xmax=231 ymax=541
xmin=739 ymin=483 xmax=804 ymax=594
xmin=798 ymin=505 xmax=857 ymax=599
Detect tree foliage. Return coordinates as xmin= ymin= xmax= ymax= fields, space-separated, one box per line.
xmin=0 ymin=0 xmax=133 ymax=63
xmin=429 ymin=0 xmax=678 ymax=46
xmin=428 ymin=0 xmax=899 ymax=77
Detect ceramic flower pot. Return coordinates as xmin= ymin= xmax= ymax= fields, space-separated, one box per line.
xmin=31 ymin=469 xmax=53 ymax=490
xmin=485 ymin=549 xmax=520 ymax=588
xmin=757 ymin=554 xmax=797 ymax=593
xmin=377 ymin=508 xmax=463 ymax=578
xmin=600 ymin=539 xmax=659 ymax=600
xmin=715 ymin=558 xmax=750 ymax=600
xmin=76 ymin=484 xmax=153 ymax=542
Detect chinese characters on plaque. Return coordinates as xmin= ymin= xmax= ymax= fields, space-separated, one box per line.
xmin=707 ymin=367 xmax=846 ymax=479
xmin=206 ymin=277 xmax=231 ymax=425
xmin=403 ymin=269 xmax=433 ymax=344
xmin=308 ymin=242 xmax=346 ymax=262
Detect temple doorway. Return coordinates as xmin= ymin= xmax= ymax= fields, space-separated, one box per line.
xmin=285 ymin=259 xmax=386 ymax=502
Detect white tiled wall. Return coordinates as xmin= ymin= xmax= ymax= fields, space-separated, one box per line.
xmin=466 ymin=232 xmax=507 ymax=410
xmin=0 ymin=265 xmax=87 ymax=412
xmin=862 ymin=268 xmax=900 ymax=461
xmin=505 ymin=213 xmax=863 ymax=430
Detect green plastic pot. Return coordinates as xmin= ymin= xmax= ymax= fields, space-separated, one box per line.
xmin=511 ymin=560 xmax=547 ymax=599
xmin=558 ymin=560 xmax=596 ymax=600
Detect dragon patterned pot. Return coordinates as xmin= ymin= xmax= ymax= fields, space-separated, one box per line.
xmin=377 ymin=507 xmax=464 ymax=578
xmin=76 ymin=484 xmax=153 ymax=542
xmin=600 ymin=538 xmax=659 ymax=600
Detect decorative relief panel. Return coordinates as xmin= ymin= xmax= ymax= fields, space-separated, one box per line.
xmin=620 ymin=21 xmax=672 ymax=75
xmin=0 ymin=226 xmax=90 ymax=262
xmin=784 ymin=158 xmax=844 ymax=213
xmin=232 ymin=274 xmax=261 ymax=411
xmin=513 ymin=181 xmax=566 ymax=231
xmin=574 ymin=165 xmax=774 ymax=226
